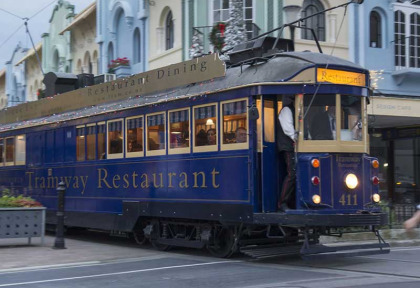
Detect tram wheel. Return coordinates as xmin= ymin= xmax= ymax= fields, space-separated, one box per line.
xmin=151 ymin=238 xmax=172 ymax=251
xmin=132 ymin=220 xmax=148 ymax=245
xmin=207 ymin=226 xmax=237 ymax=258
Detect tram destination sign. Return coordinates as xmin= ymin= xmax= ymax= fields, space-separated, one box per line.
xmin=0 ymin=54 xmax=226 ymax=125
xmin=317 ymin=68 xmax=366 ymax=87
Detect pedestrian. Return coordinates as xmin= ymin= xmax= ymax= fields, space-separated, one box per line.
xmin=404 ymin=205 xmax=420 ymax=231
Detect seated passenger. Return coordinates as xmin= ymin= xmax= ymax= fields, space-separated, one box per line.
xmin=235 ymin=127 xmax=247 ymax=143
xmin=196 ymin=129 xmax=207 ymax=146
xmin=207 ymin=128 xmax=216 ymax=145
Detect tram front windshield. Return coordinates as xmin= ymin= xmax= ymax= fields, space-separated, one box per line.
xmin=304 ymin=94 xmax=362 ymax=141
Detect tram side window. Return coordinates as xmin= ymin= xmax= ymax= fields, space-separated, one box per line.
xmin=304 ymin=94 xmax=336 ymax=140
xmin=86 ymin=125 xmax=96 ymax=160
xmin=15 ymin=135 xmax=26 ymax=165
xmin=341 ymin=95 xmax=362 ymax=141
xmin=146 ymin=113 xmax=165 ymax=154
xmin=0 ymin=138 xmax=3 ymax=165
xmin=126 ymin=117 xmax=143 ymax=156
xmin=76 ymin=126 xmax=86 ymax=161
xmin=194 ymin=104 xmax=217 ymax=149
xmin=169 ymin=109 xmax=189 ymax=153
xmin=5 ymin=137 xmax=14 ymax=165
xmin=221 ymin=99 xmax=248 ymax=146
xmin=98 ymin=123 xmax=106 ymax=159
xmin=108 ymin=120 xmax=123 ymax=157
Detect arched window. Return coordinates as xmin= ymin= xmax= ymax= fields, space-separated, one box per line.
xmin=133 ymin=28 xmax=141 ymax=64
xmin=108 ymin=42 xmax=114 ymax=67
xmin=395 ymin=10 xmax=406 ymax=67
xmin=410 ymin=13 xmax=420 ymax=67
xmin=53 ymin=49 xmax=60 ymax=72
xmin=370 ymin=11 xmax=382 ymax=48
xmin=165 ymin=11 xmax=174 ymax=50
xmin=301 ymin=0 xmax=325 ymax=42
xmin=84 ymin=51 xmax=92 ymax=74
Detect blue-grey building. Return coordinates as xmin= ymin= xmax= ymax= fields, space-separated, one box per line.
xmin=96 ymin=0 xmax=149 ymax=77
xmin=5 ymin=44 xmax=28 ymax=107
xmin=350 ymin=0 xmax=420 ymax=208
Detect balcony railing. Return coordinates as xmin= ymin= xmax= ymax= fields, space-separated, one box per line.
xmin=192 ymin=22 xmax=261 ymax=54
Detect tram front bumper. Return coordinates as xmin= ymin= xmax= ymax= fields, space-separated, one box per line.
xmin=252 ymin=212 xmax=388 ymax=227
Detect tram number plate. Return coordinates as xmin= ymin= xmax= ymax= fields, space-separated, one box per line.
xmin=339 ymin=194 xmax=358 ymax=206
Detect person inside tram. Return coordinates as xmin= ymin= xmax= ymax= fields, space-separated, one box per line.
xmin=207 ymin=128 xmax=216 ymax=145
xmin=310 ymin=105 xmax=336 ymax=140
xmin=196 ymin=129 xmax=207 ymax=146
xmin=235 ymin=127 xmax=247 ymax=143
xmin=277 ymin=95 xmax=296 ymax=211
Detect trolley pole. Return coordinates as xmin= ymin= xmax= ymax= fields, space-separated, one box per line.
xmin=54 ymin=181 xmax=66 ymax=249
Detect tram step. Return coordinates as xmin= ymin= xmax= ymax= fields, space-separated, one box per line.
xmin=157 ymin=238 xmax=206 ymax=249
xmin=240 ymin=244 xmax=302 ymax=259
xmin=301 ymin=243 xmax=391 ymax=259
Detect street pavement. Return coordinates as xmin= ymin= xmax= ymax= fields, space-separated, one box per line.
xmin=0 ymin=228 xmax=419 ymax=272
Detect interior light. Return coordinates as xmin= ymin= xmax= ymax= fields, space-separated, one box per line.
xmin=345 ymin=174 xmax=358 ymax=189
xmin=206 ymin=119 xmax=214 ymax=126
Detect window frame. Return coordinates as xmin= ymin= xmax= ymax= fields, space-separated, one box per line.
xmin=193 ymin=103 xmax=219 ymax=153
xmin=125 ymin=115 xmax=144 ymax=158
xmin=220 ymin=98 xmax=249 ymax=151
xmin=97 ymin=121 xmax=106 ymax=160
xmin=0 ymin=138 xmax=3 ymax=166
xmin=15 ymin=134 xmax=26 ymax=166
xmin=86 ymin=123 xmax=97 ymax=161
xmin=301 ymin=0 xmax=326 ymax=42
xmin=5 ymin=136 xmax=15 ymax=166
xmin=168 ymin=108 xmax=191 ymax=155
xmin=107 ymin=118 xmax=124 ymax=159
xmin=370 ymin=10 xmax=382 ymax=48
xmin=146 ymin=112 xmax=166 ymax=157
xmin=76 ymin=125 xmax=86 ymax=162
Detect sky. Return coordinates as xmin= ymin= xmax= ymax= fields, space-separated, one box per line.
xmin=0 ymin=0 xmax=92 ymax=72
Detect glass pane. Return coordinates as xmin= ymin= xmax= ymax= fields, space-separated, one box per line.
xmin=194 ymin=105 xmax=217 ymax=147
xmin=394 ymin=139 xmax=416 ymax=204
xmin=214 ymin=0 xmax=220 ymax=10
xmin=340 ymin=95 xmax=362 ymax=141
xmin=304 ymin=94 xmax=336 ymax=140
xmin=147 ymin=114 xmax=165 ymax=151
xmin=263 ymin=100 xmax=275 ymax=143
xmin=222 ymin=10 xmax=229 ymax=21
xmin=6 ymin=138 xmax=14 ymax=163
xmin=222 ymin=0 xmax=229 ymax=9
xmin=98 ymin=129 xmax=106 ymax=160
xmin=87 ymin=134 xmax=96 ymax=160
xmin=76 ymin=127 xmax=85 ymax=161
xmin=108 ymin=121 xmax=123 ymax=154
xmin=169 ymin=110 xmax=189 ymax=149
xmin=0 ymin=139 xmax=3 ymax=164
xmin=222 ymin=100 xmax=247 ymax=144
xmin=127 ymin=117 xmax=143 ymax=153
xmin=15 ymin=135 xmax=26 ymax=164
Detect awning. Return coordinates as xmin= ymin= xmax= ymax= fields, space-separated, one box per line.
xmin=15 ymin=43 xmax=42 ymax=66
xmin=368 ymin=96 xmax=420 ymax=128
xmin=60 ymin=2 xmax=96 ymax=35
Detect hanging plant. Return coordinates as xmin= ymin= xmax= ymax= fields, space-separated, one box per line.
xmin=209 ymin=22 xmax=227 ymax=52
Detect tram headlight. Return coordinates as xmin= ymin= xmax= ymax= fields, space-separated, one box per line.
xmin=372 ymin=193 xmax=380 ymax=203
xmin=345 ymin=173 xmax=358 ymax=189
xmin=312 ymin=194 xmax=321 ymax=204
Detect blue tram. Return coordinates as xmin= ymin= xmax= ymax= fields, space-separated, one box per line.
xmin=0 ymin=40 xmax=389 ymax=258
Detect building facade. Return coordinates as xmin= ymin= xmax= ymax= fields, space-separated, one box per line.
xmin=5 ymin=44 xmax=28 ymax=107
xmin=61 ymin=2 xmax=99 ymax=76
xmin=349 ymin=0 xmax=420 ymax=208
xmin=0 ymin=69 xmax=6 ymax=109
xmin=15 ymin=44 xmax=43 ymax=102
xmin=96 ymin=0 xmax=149 ymax=78
xmin=42 ymin=0 xmax=75 ymax=73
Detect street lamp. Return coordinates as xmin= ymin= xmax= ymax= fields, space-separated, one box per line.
xmin=283 ymin=5 xmax=301 ymax=42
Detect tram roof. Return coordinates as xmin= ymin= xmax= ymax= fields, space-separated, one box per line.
xmin=0 ymin=51 xmax=367 ymax=132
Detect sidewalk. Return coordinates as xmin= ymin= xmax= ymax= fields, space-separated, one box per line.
xmin=0 ymin=235 xmax=159 ymax=272
xmin=0 ymin=229 xmax=419 ymax=272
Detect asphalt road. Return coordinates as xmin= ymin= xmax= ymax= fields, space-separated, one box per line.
xmin=1 ymin=243 xmax=420 ymax=288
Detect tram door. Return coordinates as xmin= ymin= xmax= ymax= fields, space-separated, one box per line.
xmin=259 ymin=96 xmax=280 ymax=212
